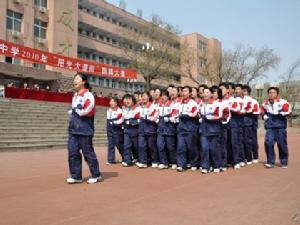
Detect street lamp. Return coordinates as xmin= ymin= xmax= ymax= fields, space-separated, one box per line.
xmin=141 ymin=42 xmax=154 ymax=91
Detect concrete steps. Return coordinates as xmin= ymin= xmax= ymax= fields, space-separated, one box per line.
xmin=0 ymin=98 xmax=108 ymax=151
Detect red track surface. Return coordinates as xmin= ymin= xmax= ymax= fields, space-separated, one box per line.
xmin=0 ymin=132 xmax=299 ymax=225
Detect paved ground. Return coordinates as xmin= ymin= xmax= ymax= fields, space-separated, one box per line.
xmin=0 ymin=130 xmax=300 ymax=225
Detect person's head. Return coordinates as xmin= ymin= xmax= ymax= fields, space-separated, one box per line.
xmin=170 ymin=87 xmax=179 ymax=99
xmin=161 ymin=90 xmax=170 ymax=103
xmin=191 ymin=87 xmax=198 ymax=99
xmin=109 ymin=97 xmax=119 ymax=108
xmin=198 ymin=84 xmax=208 ymax=98
xmin=182 ymin=86 xmax=192 ymax=99
xmin=154 ymin=88 xmax=161 ymax=101
xmin=228 ymin=82 xmax=235 ymax=96
xmin=73 ymin=74 xmax=90 ymax=92
xmin=202 ymin=87 xmax=212 ymax=102
xmin=267 ymin=87 xmax=279 ymax=101
xmin=167 ymin=84 xmax=175 ymax=95
xmin=178 ymin=86 xmax=183 ymax=97
xmin=235 ymin=84 xmax=244 ymax=97
xmin=211 ymin=85 xmax=222 ymax=100
xmin=122 ymin=94 xmax=136 ymax=107
xmin=219 ymin=82 xmax=229 ymax=98
xmin=242 ymin=85 xmax=251 ymax=96
xmin=46 ymin=85 xmax=50 ymax=90
xmin=134 ymin=91 xmax=141 ymax=102
xmin=8 ymin=82 xmax=14 ymax=87
xmin=149 ymin=89 xmax=155 ymax=99
xmin=141 ymin=91 xmax=151 ymax=104
xmin=23 ymin=82 xmax=28 ymax=88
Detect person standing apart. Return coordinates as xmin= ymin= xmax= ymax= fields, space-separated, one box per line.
xmin=67 ymin=74 xmax=101 ymax=184
xmin=261 ymin=87 xmax=291 ymax=169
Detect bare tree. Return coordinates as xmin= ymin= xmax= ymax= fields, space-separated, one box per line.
xmin=280 ymin=59 xmax=300 ymax=126
xmin=221 ymin=44 xmax=280 ymax=84
xmin=119 ymin=14 xmax=181 ymax=91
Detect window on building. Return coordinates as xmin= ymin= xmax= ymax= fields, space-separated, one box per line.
xmin=5 ymin=57 xmax=20 ymax=65
xmin=6 ymin=10 xmax=22 ymax=32
xmin=34 ymin=0 xmax=47 ymax=8
xmin=33 ymin=63 xmax=45 ymax=69
xmin=198 ymin=41 xmax=207 ymax=53
xmin=34 ymin=19 xmax=47 ymax=39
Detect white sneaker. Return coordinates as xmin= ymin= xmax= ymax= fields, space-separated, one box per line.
xmin=158 ymin=164 xmax=168 ymax=169
xmin=209 ymin=167 xmax=213 ymax=172
xmin=171 ymin=164 xmax=177 ymax=169
xmin=213 ymin=168 xmax=220 ymax=173
xmin=87 ymin=177 xmax=102 ymax=184
xmin=137 ymin=162 xmax=148 ymax=168
xmin=281 ymin=165 xmax=288 ymax=169
xmin=246 ymin=161 xmax=253 ymax=165
xmin=252 ymin=159 xmax=259 ymax=164
xmin=221 ymin=167 xmax=227 ymax=172
xmin=186 ymin=164 xmax=191 ymax=168
xmin=106 ymin=162 xmax=113 ymax=165
xmin=152 ymin=163 xmax=159 ymax=168
xmin=234 ymin=164 xmax=240 ymax=169
xmin=201 ymin=169 xmax=208 ymax=174
xmin=240 ymin=162 xmax=246 ymax=167
xmin=132 ymin=159 xmax=137 ymax=164
xmin=191 ymin=167 xmax=198 ymax=171
xmin=66 ymin=178 xmax=83 ymax=184
xmin=264 ymin=163 xmax=274 ymax=168
xmin=122 ymin=162 xmax=129 ymax=167
xmin=177 ymin=167 xmax=184 ymax=172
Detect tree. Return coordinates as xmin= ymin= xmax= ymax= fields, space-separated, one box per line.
xmin=119 ymin=14 xmax=181 ymax=91
xmin=221 ymin=44 xmax=280 ymax=84
xmin=279 ymin=59 xmax=300 ymax=126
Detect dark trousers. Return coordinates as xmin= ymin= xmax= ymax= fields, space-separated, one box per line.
xmin=201 ymin=134 xmax=222 ymax=170
xmin=138 ymin=133 xmax=158 ymax=164
xmin=177 ymin=132 xmax=199 ymax=168
xmin=265 ymin=128 xmax=288 ymax=166
xmin=68 ymin=134 xmax=101 ymax=180
xmin=123 ymin=133 xmax=138 ymax=164
xmin=157 ymin=134 xmax=177 ymax=165
xmin=107 ymin=133 xmax=124 ymax=163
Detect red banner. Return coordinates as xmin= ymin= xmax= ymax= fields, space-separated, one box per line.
xmin=0 ymin=39 xmax=137 ymax=80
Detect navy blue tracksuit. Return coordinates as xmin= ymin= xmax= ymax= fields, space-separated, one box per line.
xmin=262 ymin=98 xmax=291 ymax=166
xmin=157 ymin=101 xmax=177 ymax=166
xmin=177 ymin=98 xmax=199 ymax=168
xmin=68 ymin=90 xmax=101 ymax=180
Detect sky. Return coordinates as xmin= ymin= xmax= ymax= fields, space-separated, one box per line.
xmin=107 ymin=0 xmax=300 ymax=83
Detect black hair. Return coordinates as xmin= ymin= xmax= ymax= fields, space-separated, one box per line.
xmin=227 ymin=82 xmax=235 ymax=89
xmin=74 ymin=73 xmax=92 ymax=91
xmin=182 ymin=86 xmax=192 ymax=93
xmin=267 ymin=86 xmax=279 ymax=94
xmin=110 ymin=97 xmax=120 ymax=106
xmin=122 ymin=93 xmax=137 ymax=105
xmin=161 ymin=89 xmax=170 ymax=98
xmin=219 ymin=82 xmax=229 ymax=89
xmin=154 ymin=88 xmax=162 ymax=97
xmin=210 ymin=86 xmax=223 ymax=100
xmin=168 ymin=84 xmax=175 ymax=88
xmin=199 ymin=84 xmax=208 ymax=89
xmin=142 ymin=91 xmax=152 ymax=102
xmin=134 ymin=91 xmax=141 ymax=95
xmin=242 ymin=85 xmax=252 ymax=94
xmin=235 ymin=83 xmax=243 ymax=89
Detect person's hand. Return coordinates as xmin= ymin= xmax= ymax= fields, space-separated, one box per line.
xmin=199 ymin=118 xmax=203 ymax=123
xmin=164 ymin=117 xmax=169 ymax=122
xmin=263 ymin=115 xmax=269 ymax=120
xmin=68 ymin=110 xmax=72 ymax=115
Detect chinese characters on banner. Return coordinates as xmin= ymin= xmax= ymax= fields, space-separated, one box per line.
xmin=0 ymin=39 xmax=137 ymax=80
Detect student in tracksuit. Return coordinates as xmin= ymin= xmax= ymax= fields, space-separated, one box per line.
xmin=106 ymin=97 xmax=124 ymax=165
xmin=177 ymin=86 xmax=199 ymax=172
xmin=199 ymin=87 xmax=223 ymax=174
xmin=240 ymin=86 xmax=255 ymax=165
xmin=66 ymin=74 xmax=101 ymax=184
xmin=243 ymin=86 xmax=260 ymax=163
xmin=218 ymin=83 xmax=231 ymax=171
xmin=261 ymin=87 xmax=291 ymax=169
xmin=122 ymin=94 xmax=140 ymax=167
xmin=156 ymin=90 xmax=178 ymax=169
xmin=228 ymin=84 xmax=244 ymax=169
xmin=137 ymin=91 xmax=159 ymax=168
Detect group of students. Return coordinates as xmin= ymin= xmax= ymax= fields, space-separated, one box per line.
xmin=106 ymin=83 xmax=292 ymax=173
xmin=65 ymin=73 xmax=291 ymax=184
